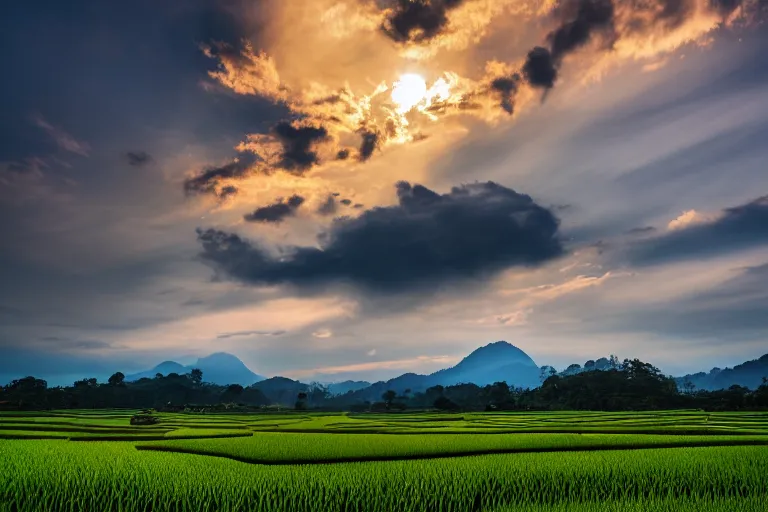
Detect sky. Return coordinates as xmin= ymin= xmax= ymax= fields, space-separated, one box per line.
xmin=1 ymin=0 xmax=767 ymax=386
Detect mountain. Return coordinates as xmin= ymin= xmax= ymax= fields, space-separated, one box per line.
xmin=335 ymin=341 xmax=540 ymax=402
xmin=124 ymin=361 xmax=186 ymax=381
xmin=327 ymin=380 xmax=371 ymax=395
xmin=676 ymin=353 xmax=768 ymax=391
xmin=251 ymin=377 xmax=309 ymax=405
xmin=429 ymin=341 xmax=539 ymax=387
xmin=125 ymin=352 xmax=264 ymax=386
xmin=193 ymin=353 xmax=264 ymax=387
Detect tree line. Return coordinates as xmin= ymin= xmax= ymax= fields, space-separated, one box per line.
xmin=2 ymin=358 xmax=767 ymax=412
xmin=0 ymin=370 xmax=270 ymax=411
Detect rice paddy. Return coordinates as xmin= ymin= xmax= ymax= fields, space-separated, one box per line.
xmin=2 ymin=409 xmax=768 ymax=511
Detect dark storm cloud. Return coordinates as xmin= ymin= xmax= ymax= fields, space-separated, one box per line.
xmin=381 ymin=0 xmax=464 ymax=44
xmin=358 ymin=130 xmax=380 ymax=161
xmin=336 ymin=148 xmax=351 ymax=160
xmin=340 ymin=199 xmax=352 ymax=206
xmin=317 ymin=195 xmax=338 ymax=216
xmin=183 ymin=154 xmax=258 ymax=196
xmin=216 ymin=330 xmax=286 ymax=339
xmin=548 ymin=0 xmax=615 ymax=61
xmin=628 ymin=195 xmax=768 ymax=266
xmin=490 ymin=75 xmax=520 ymax=114
xmin=523 ymin=0 xmax=614 ymax=89
xmin=271 ymin=122 xmax=329 ymax=172
xmin=523 ymin=47 xmax=558 ymax=89
xmin=124 ymin=151 xmax=152 ymax=167
xmin=196 ymin=181 xmax=563 ymax=292
xmin=244 ymin=194 xmax=305 ymax=223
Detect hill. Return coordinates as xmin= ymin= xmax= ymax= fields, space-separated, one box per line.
xmin=676 ymin=353 xmax=768 ymax=391
xmin=334 ymin=341 xmax=540 ymax=402
xmin=125 ymin=352 xmax=264 ymax=386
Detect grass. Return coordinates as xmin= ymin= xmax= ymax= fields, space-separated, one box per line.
xmin=136 ymin=432 xmax=768 ymax=464
xmin=1 ymin=409 xmax=767 ymax=511
xmin=1 ymin=441 xmax=767 ymax=511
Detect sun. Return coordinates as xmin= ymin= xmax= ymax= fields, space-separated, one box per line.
xmin=391 ymin=73 xmax=428 ymax=113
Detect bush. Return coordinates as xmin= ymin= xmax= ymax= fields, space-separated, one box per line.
xmin=130 ymin=414 xmax=159 ymax=426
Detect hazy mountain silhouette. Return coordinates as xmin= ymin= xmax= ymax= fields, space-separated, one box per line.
xmin=251 ymin=376 xmax=309 ymax=404
xmin=336 ymin=341 xmax=541 ymax=401
xmin=327 ymin=380 xmax=371 ymax=395
xmin=125 ymin=352 xmax=264 ymax=386
xmin=677 ymin=353 xmax=768 ymax=391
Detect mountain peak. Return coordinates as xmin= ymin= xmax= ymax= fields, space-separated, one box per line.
xmin=195 ymin=352 xmax=243 ymax=365
xmin=463 ymin=341 xmax=536 ymax=366
xmin=127 ymin=352 xmax=264 ymax=386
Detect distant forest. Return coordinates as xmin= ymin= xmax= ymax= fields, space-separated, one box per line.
xmin=2 ymin=358 xmax=767 ymax=412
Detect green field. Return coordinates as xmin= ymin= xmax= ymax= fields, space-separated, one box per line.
xmin=2 ymin=409 xmax=768 ymax=511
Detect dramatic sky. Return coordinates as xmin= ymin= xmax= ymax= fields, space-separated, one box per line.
xmin=2 ymin=0 xmax=767 ymax=386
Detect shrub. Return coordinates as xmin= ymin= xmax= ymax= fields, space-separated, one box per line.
xmin=130 ymin=414 xmax=159 ymax=426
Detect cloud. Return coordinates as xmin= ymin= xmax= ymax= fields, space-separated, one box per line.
xmin=380 ymin=0 xmax=465 ymax=44
xmin=32 ymin=115 xmax=90 ymax=156
xmin=190 ymin=0 xmax=766 ymax=195
xmin=269 ymin=121 xmax=330 ymax=171
xmin=296 ymin=354 xmax=461 ymax=378
xmin=522 ymin=0 xmax=614 ymax=89
xmin=367 ymin=348 xmax=377 ymax=356
xmin=216 ymin=330 xmax=286 ymax=339
xmin=490 ymin=76 xmax=520 ymax=114
xmin=667 ymin=209 xmax=719 ymax=230
xmin=36 ymin=337 xmax=112 ymax=350
xmin=317 ymin=195 xmax=339 ymax=216
xmin=244 ymin=195 xmax=305 ymax=223
xmin=358 ymin=129 xmax=380 ymax=161
xmin=183 ymin=154 xmax=259 ymax=197
xmin=628 ymin=195 xmax=768 ymax=266
xmin=626 ymin=226 xmax=657 ymax=235
xmin=522 ymin=47 xmax=559 ymax=89
xmin=202 ymin=41 xmax=288 ymax=101
xmin=196 ymin=181 xmax=563 ymax=293
xmin=124 ymin=151 xmax=152 ymax=167
xmin=312 ymin=328 xmax=333 ymax=338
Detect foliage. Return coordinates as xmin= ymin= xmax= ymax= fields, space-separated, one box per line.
xmin=130 ymin=414 xmax=159 ymax=426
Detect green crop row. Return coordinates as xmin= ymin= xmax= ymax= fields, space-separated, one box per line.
xmin=136 ymin=432 xmax=768 ymax=464
xmin=2 ymin=441 xmax=767 ymax=512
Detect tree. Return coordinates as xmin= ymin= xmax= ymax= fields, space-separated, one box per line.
xmin=295 ymin=391 xmax=308 ymax=410
xmin=433 ymin=396 xmax=459 ymax=411
xmin=609 ymin=355 xmax=620 ymax=370
xmin=108 ymin=372 xmax=125 ymax=386
xmin=222 ymin=384 xmax=244 ymax=403
xmin=155 ymin=373 xmax=163 ymax=379
xmin=382 ymin=390 xmax=397 ymax=408
xmin=682 ymin=379 xmax=696 ymax=395
xmin=6 ymin=376 xmax=48 ymax=392
xmin=74 ymin=378 xmax=98 ymax=388
xmin=188 ymin=368 xmax=203 ymax=385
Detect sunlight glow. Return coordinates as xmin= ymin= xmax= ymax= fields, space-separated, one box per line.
xmin=391 ymin=73 xmax=428 ymax=113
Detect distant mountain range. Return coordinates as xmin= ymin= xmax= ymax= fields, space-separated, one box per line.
xmin=125 ymin=343 xmax=768 ymax=396
xmin=125 ymin=352 xmax=264 ymax=386
xmin=676 ymin=354 xmax=768 ymax=391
